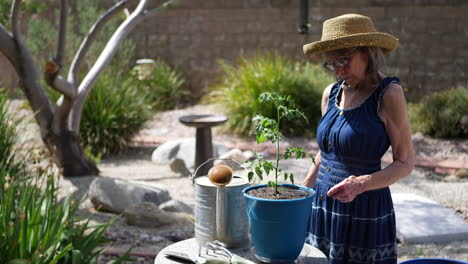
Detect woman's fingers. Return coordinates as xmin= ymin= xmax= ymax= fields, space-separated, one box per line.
xmin=328 ymin=175 xmax=361 ymax=202
xmin=327 ymin=183 xmax=343 ymax=197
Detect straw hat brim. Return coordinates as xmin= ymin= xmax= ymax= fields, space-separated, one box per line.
xmin=303 ymin=32 xmax=399 ymax=58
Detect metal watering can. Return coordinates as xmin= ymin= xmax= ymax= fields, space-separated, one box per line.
xmin=191 ymin=159 xmax=250 ymax=249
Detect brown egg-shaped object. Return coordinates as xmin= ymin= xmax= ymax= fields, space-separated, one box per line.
xmin=208 ymin=164 xmax=233 ymax=186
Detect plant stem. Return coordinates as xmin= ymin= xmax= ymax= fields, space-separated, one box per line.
xmin=274 ymin=103 xmax=280 ymax=194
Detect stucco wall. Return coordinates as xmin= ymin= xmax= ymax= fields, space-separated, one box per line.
xmin=1 ymin=0 xmax=467 ymax=101
xmin=129 ymin=0 xmax=468 ymax=101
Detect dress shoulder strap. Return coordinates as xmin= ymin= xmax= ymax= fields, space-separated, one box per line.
xmin=328 ymin=78 xmax=343 ymax=104
xmin=369 ymin=76 xmax=402 ymax=111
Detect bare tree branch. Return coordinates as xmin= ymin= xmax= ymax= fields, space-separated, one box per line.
xmin=5 ymin=41 xmax=55 ymax=138
xmin=63 ymin=0 xmax=134 ymax=133
xmin=145 ymin=0 xmax=179 ymax=17
xmin=0 ymin=24 xmax=18 ymax=68
xmin=11 ymin=0 xmax=22 ymax=42
xmin=52 ymin=76 xmax=77 ymax=99
xmin=67 ymin=0 xmax=132 ymax=86
xmin=50 ymin=71 xmax=76 ymax=133
xmin=114 ymin=0 xmax=132 ymax=17
xmin=52 ymin=98 xmax=73 ymax=133
xmin=55 ymin=0 xmax=68 ymax=67
xmin=70 ymin=0 xmax=151 ymax=132
xmin=46 ymin=0 xmax=74 ymax=133
xmin=2 ymin=5 xmax=56 ymax=139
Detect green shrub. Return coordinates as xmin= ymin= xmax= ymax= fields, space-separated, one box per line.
xmin=80 ymin=70 xmax=152 ymax=157
xmin=208 ymin=53 xmax=334 ymax=136
xmin=0 ymin=93 xmax=130 ymax=263
xmin=408 ymin=87 xmax=468 ymax=138
xmin=132 ymin=59 xmax=187 ymax=111
xmin=79 ymin=58 xmax=186 ymax=158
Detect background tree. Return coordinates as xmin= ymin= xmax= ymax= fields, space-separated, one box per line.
xmin=0 ymin=0 xmax=177 ymax=176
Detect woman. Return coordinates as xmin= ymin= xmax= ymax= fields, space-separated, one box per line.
xmin=302 ymin=14 xmax=415 ymax=264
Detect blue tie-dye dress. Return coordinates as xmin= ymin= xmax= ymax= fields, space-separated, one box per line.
xmin=308 ymin=76 xmax=401 ymax=264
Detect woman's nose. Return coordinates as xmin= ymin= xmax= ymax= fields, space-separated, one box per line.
xmin=335 ymin=67 xmax=346 ymax=75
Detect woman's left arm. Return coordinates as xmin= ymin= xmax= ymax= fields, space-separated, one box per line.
xmin=328 ymin=83 xmax=415 ymax=202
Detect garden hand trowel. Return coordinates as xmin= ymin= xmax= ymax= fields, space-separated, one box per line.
xmin=164 ymin=250 xmax=255 ymax=264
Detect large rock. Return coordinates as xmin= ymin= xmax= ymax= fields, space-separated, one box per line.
xmin=213 ymin=148 xmax=247 ymax=171
xmin=460 ymin=114 xmax=468 ymax=133
xmin=88 ymin=177 xmax=171 ymax=214
xmin=57 ymin=176 xmax=97 ymax=209
xmin=455 ymin=169 xmax=468 ymax=178
xmin=151 ymin=138 xmax=229 ymax=171
xmin=123 ymin=202 xmax=192 ymax=228
xmin=159 ymin=199 xmax=193 ymax=214
xmin=169 ymin=158 xmax=192 ymax=176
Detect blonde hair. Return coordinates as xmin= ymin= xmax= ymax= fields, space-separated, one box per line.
xmin=363 ymin=46 xmax=385 ymax=75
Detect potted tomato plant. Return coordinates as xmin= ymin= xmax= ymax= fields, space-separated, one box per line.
xmin=242 ymin=92 xmax=316 ymax=263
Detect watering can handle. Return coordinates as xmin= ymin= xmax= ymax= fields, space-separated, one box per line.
xmin=189 ymin=158 xmax=249 ymax=184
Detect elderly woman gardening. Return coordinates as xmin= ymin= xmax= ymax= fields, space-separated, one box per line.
xmin=302 ymin=14 xmax=415 ymax=264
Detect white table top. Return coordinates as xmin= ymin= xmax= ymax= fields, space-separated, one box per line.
xmin=155 ymin=238 xmax=328 ymax=264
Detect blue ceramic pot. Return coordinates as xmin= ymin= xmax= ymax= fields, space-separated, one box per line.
xmin=243 ymin=184 xmax=315 ymax=263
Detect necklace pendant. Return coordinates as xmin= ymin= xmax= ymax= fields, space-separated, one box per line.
xmin=339 ymin=110 xmax=344 ymax=115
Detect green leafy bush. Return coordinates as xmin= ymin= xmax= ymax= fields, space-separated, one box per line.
xmin=408 ymin=87 xmax=468 ymax=138
xmin=80 ymin=71 xmax=152 ymax=157
xmin=80 ymin=58 xmax=186 ymax=158
xmin=133 ymin=59 xmax=187 ymax=111
xmin=208 ymin=53 xmax=334 ymax=136
xmin=0 ymin=93 xmax=130 ymax=263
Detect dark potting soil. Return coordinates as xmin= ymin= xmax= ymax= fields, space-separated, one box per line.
xmin=247 ymin=186 xmax=313 ymax=200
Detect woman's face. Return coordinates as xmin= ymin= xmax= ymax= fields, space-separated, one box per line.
xmin=324 ymin=48 xmax=368 ymax=87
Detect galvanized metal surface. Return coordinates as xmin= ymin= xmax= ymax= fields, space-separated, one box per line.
xmin=194 ymin=175 xmax=250 ymax=249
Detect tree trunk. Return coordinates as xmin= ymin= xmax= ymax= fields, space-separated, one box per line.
xmin=47 ymin=130 xmax=99 ymax=177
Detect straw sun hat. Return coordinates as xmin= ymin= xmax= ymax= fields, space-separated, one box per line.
xmin=303 ymin=14 xmax=399 ymax=57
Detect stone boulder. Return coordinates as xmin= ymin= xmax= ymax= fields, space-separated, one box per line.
xmin=242 ymin=150 xmax=256 ymax=161
xmin=455 ymin=169 xmax=468 ymax=178
xmin=123 ymin=202 xmax=192 ymax=228
xmin=460 ymin=114 xmax=468 ymax=133
xmin=213 ymin=148 xmax=247 ymax=171
xmin=169 ymin=158 xmax=192 ymax=176
xmin=151 ymin=138 xmax=229 ymax=172
xmin=159 ymin=199 xmax=193 ymax=214
xmin=88 ymin=177 xmax=171 ymax=214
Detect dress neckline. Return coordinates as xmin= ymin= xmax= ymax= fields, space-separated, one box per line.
xmin=334 ymin=78 xmax=384 ymax=112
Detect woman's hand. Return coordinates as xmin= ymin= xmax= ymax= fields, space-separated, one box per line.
xmin=327 ymin=175 xmax=369 ymax=203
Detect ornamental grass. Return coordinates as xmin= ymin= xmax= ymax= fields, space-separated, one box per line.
xmin=0 ymin=93 xmax=130 ymax=263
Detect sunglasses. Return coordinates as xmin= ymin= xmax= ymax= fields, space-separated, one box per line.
xmin=323 ymin=48 xmax=358 ymax=71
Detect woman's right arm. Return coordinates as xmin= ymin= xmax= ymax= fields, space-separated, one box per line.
xmin=303 ymin=152 xmax=322 ymax=188
xmin=302 ymin=83 xmax=333 ymax=188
